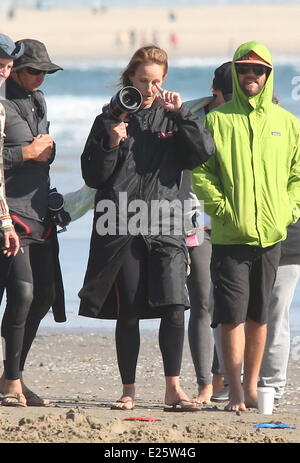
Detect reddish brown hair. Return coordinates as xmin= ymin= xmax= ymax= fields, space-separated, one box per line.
xmin=120 ymin=45 xmax=168 ymax=86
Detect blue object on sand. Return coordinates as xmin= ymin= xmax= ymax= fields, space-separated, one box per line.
xmin=254 ymin=423 xmax=296 ymax=429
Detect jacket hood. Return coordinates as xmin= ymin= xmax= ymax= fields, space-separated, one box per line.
xmin=232 ymin=41 xmax=273 ymax=113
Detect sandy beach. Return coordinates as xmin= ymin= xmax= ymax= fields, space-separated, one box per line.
xmin=0 ymin=4 xmax=300 ymax=447
xmin=0 ymin=5 xmax=300 ymax=62
xmin=0 ymin=328 xmax=299 ymax=444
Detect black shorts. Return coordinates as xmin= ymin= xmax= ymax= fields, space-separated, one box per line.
xmin=211 ymin=243 xmax=281 ymax=327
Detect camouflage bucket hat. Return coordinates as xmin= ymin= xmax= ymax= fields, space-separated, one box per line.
xmin=13 ymin=39 xmax=63 ymax=73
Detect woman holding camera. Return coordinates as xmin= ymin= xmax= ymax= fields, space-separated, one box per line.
xmin=79 ymin=45 xmax=215 ymax=410
xmin=0 ymin=39 xmax=65 ymax=407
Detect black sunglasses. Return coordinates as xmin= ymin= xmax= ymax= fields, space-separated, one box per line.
xmin=235 ymin=63 xmax=269 ymax=76
xmin=26 ymin=67 xmax=47 ymax=76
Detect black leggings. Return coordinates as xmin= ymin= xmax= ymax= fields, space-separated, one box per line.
xmin=116 ymin=310 xmax=185 ymax=384
xmin=114 ymin=237 xmax=185 ymax=384
xmin=0 ymin=241 xmax=55 ymax=380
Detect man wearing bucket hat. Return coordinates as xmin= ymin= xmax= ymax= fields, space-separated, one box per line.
xmin=192 ymin=41 xmax=300 ymax=412
xmin=0 ymin=34 xmax=23 ymax=258
xmin=0 ymin=38 xmax=65 ymax=407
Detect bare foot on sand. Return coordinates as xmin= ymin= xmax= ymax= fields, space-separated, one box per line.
xmin=1 ymin=374 xmax=49 ymax=406
xmin=111 ymin=384 xmax=135 ymax=410
xmin=195 ymin=384 xmax=212 ymax=404
xmin=22 ymin=385 xmax=50 ymax=406
xmin=165 ymin=385 xmax=198 ymax=409
xmin=244 ymin=390 xmax=258 ymax=409
xmin=224 ymin=389 xmax=248 ymax=412
xmin=1 ymin=379 xmax=27 ymax=407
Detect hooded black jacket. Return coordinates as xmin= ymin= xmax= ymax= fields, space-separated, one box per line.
xmin=1 ymin=77 xmax=53 ymax=222
xmin=79 ymin=101 xmax=215 ymax=319
xmin=0 ymin=77 xmax=65 ymax=323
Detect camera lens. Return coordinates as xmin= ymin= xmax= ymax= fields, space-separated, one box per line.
xmin=108 ymin=86 xmax=142 ymax=119
xmin=120 ymin=87 xmax=141 ymax=110
xmin=48 ymin=191 xmax=64 ymax=212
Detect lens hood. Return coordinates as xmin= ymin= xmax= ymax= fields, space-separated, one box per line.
xmin=109 ymin=86 xmax=142 ymax=119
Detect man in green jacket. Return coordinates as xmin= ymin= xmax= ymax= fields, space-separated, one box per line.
xmin=192 ymin=41 xmax=300 ymax=412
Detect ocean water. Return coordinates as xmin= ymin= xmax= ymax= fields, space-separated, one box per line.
xmin=1 ymin=59 xmax=300 ymax=333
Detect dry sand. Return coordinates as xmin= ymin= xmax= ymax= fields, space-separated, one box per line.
xmin=0 ymin=5 xmax=300 ymax=62
xmin=0 ymin=328 xmax=299 ymax=444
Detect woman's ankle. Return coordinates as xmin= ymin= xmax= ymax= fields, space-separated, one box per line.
xmin=4 ymin=378 xmax=23 ymax=394
xmin=121 ymin=383 xmax=135 ymax=396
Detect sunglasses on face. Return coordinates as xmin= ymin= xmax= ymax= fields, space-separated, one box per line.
xmin=235 ymin=63 xmax=268 ymax=76
xmin=25 ymin=67 xmax=47 ymax=76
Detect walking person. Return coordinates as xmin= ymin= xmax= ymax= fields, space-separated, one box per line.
xmin=0 ymin=38 xmax=65 ymax=407
xmin=79 ymin=45 xmax=214 ymax=410
xmin=192 ymin=41 xmax=300 ymax=411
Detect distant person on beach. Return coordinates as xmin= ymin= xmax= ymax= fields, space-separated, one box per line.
xmin=180 ymin=62 xmax=232 ymax=405
xmin=0 ymin=34 xmax=22 ymax=258
xmin=169 ymin=32 xmax=179 ymax=49
xmin=129 ymin=30 xmax=136 ymax=48
xmin=79 ymin=44 xmax=215 ymax=411
xmin=0 ymin=39 xmax=65 ymax=407
xmin=193 ymin=41 xmax=300 ymax=412
xmin=7 ymin=8 xmax=16 ymax=20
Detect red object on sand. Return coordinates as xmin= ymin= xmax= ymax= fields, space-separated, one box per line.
xmin=123 ymin=417 xmax=162 ymax=422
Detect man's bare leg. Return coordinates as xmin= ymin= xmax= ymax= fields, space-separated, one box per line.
xmin=221 ymin=323 xmax=247 ymax=411
xmin=243 ymin=319 xmax=267 ymax=408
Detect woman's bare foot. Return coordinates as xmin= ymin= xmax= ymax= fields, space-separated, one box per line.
xmin=2 ymin=379 xmax=27 ymax=406
xmin=165 ymin=379 xmax=198 ymax=409
xmin=19 ymin=373 xmax=50 ymax=406
xmin=195 ymin=384 xmax=212 ymax=404
xmin=111 ymin=384 xmax=135 ymax=410
xmin=1 ymin=373 xmax=49 ymax=406
xmin=22 ymin=385 xmax=50 ymax=406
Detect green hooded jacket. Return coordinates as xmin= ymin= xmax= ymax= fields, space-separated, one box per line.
xmin=192 ymin=41 xmax=300 ymax=247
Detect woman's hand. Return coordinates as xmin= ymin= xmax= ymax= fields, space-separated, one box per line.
xmin=155 ymin=84 xmax=182 ymax=112
xmin=108 ymin=115 xmax=128 ymax=148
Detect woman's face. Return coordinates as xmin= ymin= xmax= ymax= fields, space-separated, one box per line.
xmin=129 ymin=62 xmax=165 ymax=108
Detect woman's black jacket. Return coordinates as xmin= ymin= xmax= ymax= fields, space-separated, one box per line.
xmin=79 ymin=101 xmax=215 ymax=319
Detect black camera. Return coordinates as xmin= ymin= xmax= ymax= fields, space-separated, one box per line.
xmin=108 ymin=86 xmax=142 ymax=119
xmin=48 ymin=188 xmax=71 ymax=233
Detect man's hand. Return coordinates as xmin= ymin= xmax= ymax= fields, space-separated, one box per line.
xmin=155 ymin=84 xmax=182 ymax=111
xmin=22 ymin=134 xmax=54 ymax=162
xmin=2 ymin=228 xmax=20 ymax=257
